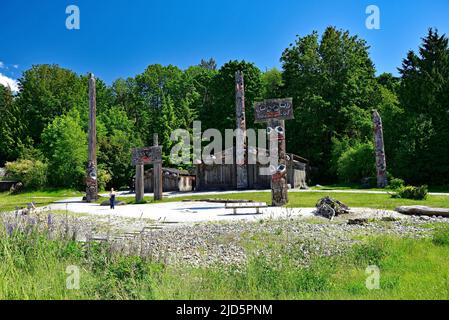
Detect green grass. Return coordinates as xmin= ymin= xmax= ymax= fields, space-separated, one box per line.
xmin=1 ymin=223 xmax=449 ymax=299
xmin=0 ymin=189 xmax=82 ymax=212
xmin=120 ymin=191 xmax=449 ymax=210
xmin=312 ymin=183 xmax=449 ymax=193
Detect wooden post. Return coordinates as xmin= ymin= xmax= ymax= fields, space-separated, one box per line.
xmin=135 ymin=164 xmax=144 ymax=203
xmin=153 ymin=133 xmax=163 ymax=201
xmin=235 ymin=71 xmax=248 ymax=189
xmin=373 ymin=110 xmax=388 ymax=188
xmin=269 ymin=119 xmax=288 ymax=206
xmin=86 ymin=73 xmax=98 ymax=202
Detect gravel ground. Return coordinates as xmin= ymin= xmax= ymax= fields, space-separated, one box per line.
xmin=3 ymin=207 xmax=449 ymax=268
xmin=81 ymin=208 xmax=449 ymax=268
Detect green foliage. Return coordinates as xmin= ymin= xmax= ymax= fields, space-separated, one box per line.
xmin=16 ymin=65 xmax=87 ymax=144
xmin=0 ymin=85 xmax=26 ymax=165
xmin=335 ymin=141 xmax=375 ymax=183
xmin=281 ymin=27 xmax=377 ymax=181
xmin=261 ymin=68 xmax=283 ymax=99
xmin=388 ymin=178 xmax=405 ymax=190
xmin=98 ymin=106 xmax=142 ymax=189
xmin=41 ymin=111 xmax=87 ymax=189
xmin=392 ymin=185 xmax=429 ymax=200
xmin=4 ymin=159 xmax=48 ymax=190
xmin=393 ymin=29 xmax=449 ymax=184
xmin=97 ymin=166 xmax=112 ymax=192
xmin=204 ymin=60 xmax=262 ymax=133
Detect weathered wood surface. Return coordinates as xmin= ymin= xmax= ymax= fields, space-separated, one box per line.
xmin=131 ymin=146 xmax=162 ymax=166
xmin=254 ymin=98 xmax=294 ymax=123
xmin=269 ymin=119 xmax=288 ymax=207
xmin=372 ymin=110 xmax=388 ymax=188
xmin=225 ymin=201 xmax=268 ymax=215
xmin=395 ymin=206 xmax=449 ymax=217
xmin=86 ymin=73 xmax=98 ymax=202
xmin=135 ymin=164 xmax=144 ymax=203
xmin=235 ymin=71 xmax=248 ymax=189
xmin=153 ymin=133 xmax=163 ymax=201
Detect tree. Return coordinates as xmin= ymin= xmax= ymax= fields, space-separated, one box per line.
xmin=16 ymin=65 xmax=87 ymax=144
xmin=394 ymin=29 xmax=449 ymax=184
xmin=98 ymin=106 xmax=142 ymax=189
xmin=281 ymin=27 xmax=378 ymax=182
xmin=199 ymin=58 xmax=217 ymax=71
xmin=205 ymin=60 xmax=262 ymax=134
xmin=0 ymin=85 xmax=26 ymax=165
xmin=261 ymin=68 xmax=284 ymax=99
xmin=41 ymin=111 xmax=87 ymax=189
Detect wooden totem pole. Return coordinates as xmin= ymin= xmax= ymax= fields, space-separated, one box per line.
xmin=131 ymin=136 xmax=163 ymax=203
xmin=86 ymin=73 xmax=98 ymax=202
xmin=153 ymin=133 xmax=163 ymax=201
xmin=372 ymin=110 xmax=388 ymax=188
xmin=235 ymin=71 xmax=248 ymax=189
xmin=254 ymin=98 xmax=294 ymax=207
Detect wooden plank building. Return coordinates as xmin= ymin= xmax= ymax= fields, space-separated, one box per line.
xmin=195 ymin=147 xmax=308 ymax=191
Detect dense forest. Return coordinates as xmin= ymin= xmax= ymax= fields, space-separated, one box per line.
xmin=1 ymin=27 xmax=448 ymax=190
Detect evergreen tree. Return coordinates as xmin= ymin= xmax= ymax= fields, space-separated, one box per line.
xmin=395 ymin=29 xmax=449 ymax=184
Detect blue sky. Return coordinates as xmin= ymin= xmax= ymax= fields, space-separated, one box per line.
xmin=1 ymin=0 xmax=449 ymax=88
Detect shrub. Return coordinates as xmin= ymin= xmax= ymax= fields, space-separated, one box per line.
xmin=336 ymin=142 xmax=376 ymax=183
xmin=97 ymin=166 xmax=112 ymax=192
xmin=388 ymin=178 xmax=405 ymax=190
xmin=392 ymin=185 xmax=428 ymax=200
xmin=5 ymin=159 xmax=48 ymax=189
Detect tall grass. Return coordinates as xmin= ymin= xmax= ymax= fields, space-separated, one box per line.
xmin=1 ymin=213 xmax=449 ymax=300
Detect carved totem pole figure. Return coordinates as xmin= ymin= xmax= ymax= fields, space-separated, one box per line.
xmin=269 ymin=119 xmax=288 ymax=206
xmin=235 ymin=71 xmax=248 ymax=189
xmin=86 ymin=73 xmax=98 ymax=202
xmin=254 ymin=98 xmax=294 ymax=207
xmin=372 ymin=110 xmax=388 ymax=188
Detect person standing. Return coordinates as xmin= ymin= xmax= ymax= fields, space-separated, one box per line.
xmin=109 ymin=188 xmax=116 ymax=210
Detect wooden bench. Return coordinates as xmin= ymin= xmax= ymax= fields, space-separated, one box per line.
xmin=225 ymin=202 xmax=268 ymax=215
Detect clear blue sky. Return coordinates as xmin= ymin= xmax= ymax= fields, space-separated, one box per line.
xmin=1 ymin=0 xmax=448 ymax=86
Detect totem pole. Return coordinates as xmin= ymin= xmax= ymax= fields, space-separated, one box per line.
xmin=268 ymin=119 xmax=288 ymax=206
xmin=255 ymin=98 xmax=294 ymax=206
xmin=153 ymin=133 xmax=163 ymax=201
xmin=86 ymin=73 xmax=98 ymax=202
xmin=235 ymin=71 xmax=248 ymax=189
xmin=372 ymin=110 xmax=388 ymax=188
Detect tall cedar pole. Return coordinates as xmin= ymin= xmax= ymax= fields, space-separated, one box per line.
xmin=153 ymin=133 xmax=163 ymax=200
xmin=135 ymin=164 xmax=144 ymax=203
xmin=235 ymin=71 xmax=248 ymax=189
xmin=269 ymin=119 xmax=288 ymax=206
xmin=372 ymin=110 xmax=388 ymax=188
xmin=86 ymin=73 xmax=98 ymax=202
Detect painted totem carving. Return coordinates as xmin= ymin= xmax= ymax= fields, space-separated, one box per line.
xmin=255 ymin=98 xmax=294 ymax=207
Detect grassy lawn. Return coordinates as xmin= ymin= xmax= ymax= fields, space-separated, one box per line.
xmin=119 ymin=191 xmax=449 ymax=210
xmin=1 ymin=223 xmax=449 ymax=299
xmin=0 ymin=189 xmax=83 ymax=212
